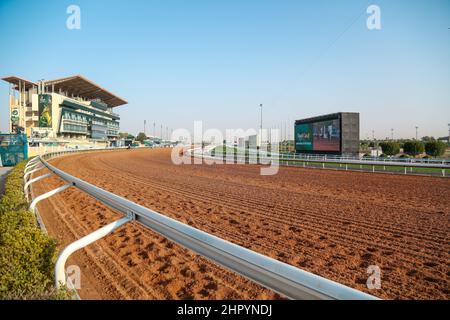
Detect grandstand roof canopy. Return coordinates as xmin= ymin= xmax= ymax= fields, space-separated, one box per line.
xmin=2 ymin=74 xmax=127 ymax=107
xmin=45 ymin=75 xmax=127 ymax=107
xmin=2 ymin=76 xmax=37 ymax=90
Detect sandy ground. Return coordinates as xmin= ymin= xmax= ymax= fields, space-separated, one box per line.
xmin=31 ymin=148 xmax=450 ymax=300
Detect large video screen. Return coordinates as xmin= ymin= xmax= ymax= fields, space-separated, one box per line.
xmin=295 ymin=118 xmax=340 ymax=152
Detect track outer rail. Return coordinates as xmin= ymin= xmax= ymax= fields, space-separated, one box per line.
xmin=34 ymin=152 xmax=378 ymax=300
xmin=225 ymin=145 xmax=450 ymax=167
xmin=190 ymin=148 xmax=449 ymax=176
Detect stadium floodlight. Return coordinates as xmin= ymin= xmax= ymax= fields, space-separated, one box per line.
xmin=448 ymin=123 xmax=450 ymax=142
xmin=259 ymin=104 xmax=263 ymax=146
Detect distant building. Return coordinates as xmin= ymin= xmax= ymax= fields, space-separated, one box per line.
xmin=237 ymin=137 xmax=245 ymax=148
xmin=2 ymin=75 xmax=127 ymax=147
xmin=248 ymin=134 xmax=258 ymax=149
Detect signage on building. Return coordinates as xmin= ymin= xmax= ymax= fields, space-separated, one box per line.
xmin=38 ymin=94 xmax=52 ymax=127
xmin=10 ymin=108 xmax=19 ymax=125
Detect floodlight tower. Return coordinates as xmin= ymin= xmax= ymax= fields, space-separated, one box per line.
xmin=259 ymin=104 xmax=263 ymax=146
xmin=448 ymin=123 xmax=450 ymax=143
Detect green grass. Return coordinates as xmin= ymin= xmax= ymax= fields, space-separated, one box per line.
xmin=279 ymin=159 xmax=448 ymax=175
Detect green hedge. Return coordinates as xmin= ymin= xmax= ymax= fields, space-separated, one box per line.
xmin=425 ymin=140 xmax=447 ymax=157
xmin=0 ymin=161 xmax=68 ymax=299
xmin=403 ymin=140 xmax=425 ymax=157
xmin=379 ymin=141 xmax=400 ymax=156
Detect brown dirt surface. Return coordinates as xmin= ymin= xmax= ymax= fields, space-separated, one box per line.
xmin=31 ymin=148 xmax=450 ymax=300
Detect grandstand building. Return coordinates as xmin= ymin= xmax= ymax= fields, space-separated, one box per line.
xmin=2 ymin=75 xmax=127 ymax=147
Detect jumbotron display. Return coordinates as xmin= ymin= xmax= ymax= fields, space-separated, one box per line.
xmin=295 ymin=112 xmax=359 ymax=155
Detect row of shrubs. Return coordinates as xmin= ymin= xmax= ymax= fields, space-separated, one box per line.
xmin=369 ymin=153 xmax=433 ymax=159
xmin=378 ymin=140 xmax=447 ymax=157
xmin=0 ymin=160 xmax=68 ymax=299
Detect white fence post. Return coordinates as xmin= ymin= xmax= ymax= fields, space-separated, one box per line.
xmin=30 ymin=184 xmax=72 ymax=213
xmin=55 ymin=217 xmax=131 ymax=288
xmin=23 ymin=173 xmax=52 ymax=199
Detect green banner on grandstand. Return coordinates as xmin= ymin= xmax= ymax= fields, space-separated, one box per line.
xmin=38 ymin=94 xmax=52 ymax=128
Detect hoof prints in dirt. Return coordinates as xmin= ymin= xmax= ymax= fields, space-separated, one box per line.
xmin=38 ymin=149 xmax=450 ymax=300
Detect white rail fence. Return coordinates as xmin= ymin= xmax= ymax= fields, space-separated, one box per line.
xmin=194 ymin=147 xmax=450 ymax=177
xmin=24 ymin=148 xmax=379 ymax=300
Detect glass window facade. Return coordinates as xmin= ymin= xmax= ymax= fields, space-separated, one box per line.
xmin=107 ymin=120 xmax=119 ymax=136
xmin=59 ymin=103 xmax=120 ymax=139
xmin=60 ymin=110 xmax=88 ymax=134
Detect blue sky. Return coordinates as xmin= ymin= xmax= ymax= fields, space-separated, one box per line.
xmin=0 ymin=0 xmax=449 ymax=139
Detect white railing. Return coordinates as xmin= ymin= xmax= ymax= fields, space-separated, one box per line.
xmin=28 ymin=145 xmax=115 ymax=157
xmin=198 ymin=147 xmax=449 ymax=177
xmin=24 ymin=148 xmax=379 ymax=300
xmin=233 ymin=146 xmax=450 ymax=165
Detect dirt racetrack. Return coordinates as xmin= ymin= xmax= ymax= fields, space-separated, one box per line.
xmin=31 ymin=148 xmax=450 ymax=300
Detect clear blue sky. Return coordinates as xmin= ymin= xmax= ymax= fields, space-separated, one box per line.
xmin=1 ymin=0 xmax=449 ymax=139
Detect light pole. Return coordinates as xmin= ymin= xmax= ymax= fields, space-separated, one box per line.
xmin=391 ymin=128 xmax=394 ymax=141
xmin=160 ymin=124 xmax=163 ymax=140
xmin=144 ymin=120 xmax=147 ymax=136
xmin=448 ymin=123 xmax=450 ymax=143
xmin=372 ymin=130 xmax=378 ymax=156
xmin=259 ymin=104 xmax=263 ymax=147
xmin=415 ymin=126 xmax=418 ymax=140
xmin=372 ymin=130 xmax=375 ymax=149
